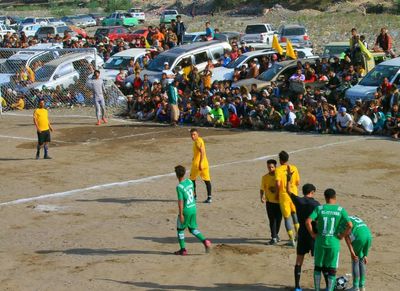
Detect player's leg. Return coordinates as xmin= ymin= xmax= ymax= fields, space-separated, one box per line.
xmin=203 ymin=180 xmax=212 ymax=203
xmin=313 ymin=244 xmax=324 ymax=291
xmin=200 ymin=168 xmax=212 ymax=203
xmin=351 ymin=259 xmax=361 ymax=290
xmin=359 ymin=237 xmax=372 ymax=289
xmin=275 ymin=202 xmax=282 ymax=241
xmin=188 ymin=214 xmax=211 ymax=253
xmin=266 ymin=202 xmax=276 ymax=244
xmin=280 ymin=197 xmax=295 ymax=246
xmin=36 ymin=131 xmax=44 ymax=159
xmin=290 ymin=200 xmax=300 ymax=233
xmin=175 ymin=215 xmax=187 ymax=255
xmin=324 ymin=246 xmax=340 ymax=291
xmin=95 ymin=100 xmax=101 ymax=124
xmin=294 ymin=254 xmax=304 ymax=290
xmin=100 ymin=99 xmax=107 ymax=123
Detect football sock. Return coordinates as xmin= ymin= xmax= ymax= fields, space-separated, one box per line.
xmin=287 ymin=229 xmax=295 ymax=241
xmin=323 ymin=271 xmax=329 ymax=288
xmin=327 ymin=275 xmax=336 ymax=291
xmin=177 ymin=229 xmax=185 ymax=249
xmin=204 ymin=180 xmax=212 ymax=198
xmin=352 ymin=259 xmax=360 ymax=288
xmin=292 ymin=213 xmax=299 ymax=232
xmin=44 ymin=144 xmax=49 ymax=156
xmin=294 ymin=264 xmax=301 ymax=289
xmin=190 ymin=228 xmax=205 ymax=242
xmin=314 ymin=270 xmax=321 ymax=291
xmin=36 ymin=144 xmax=40 ymax=156
xmin=359 ymin=258 xmax=366 ymax=287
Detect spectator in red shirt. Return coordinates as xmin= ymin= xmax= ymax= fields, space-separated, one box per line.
xmin=374 ymin=27 xmax=396 ymax=58
xmin=380 ymin=77 xmax=393 ymax=97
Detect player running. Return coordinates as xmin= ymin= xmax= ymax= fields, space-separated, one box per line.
xmin=260 ymin=159 xmax=282 ymax=245
xmin=275 ymin=151 xmax=300 ymax=247
xmin=33 ymin=99 xmax=53 ymax=160
xmin=189 ymin=128 xmax=212 ymax=203
xmin=174 ymin=165 xmax=211 ymax=256
xmin=344 ymin=216 xmax=372 ymax=291
xmin=290 ymin=183 xmax=320 ymax=291
xmin=306 ymin=188 xmax=352 ymax=291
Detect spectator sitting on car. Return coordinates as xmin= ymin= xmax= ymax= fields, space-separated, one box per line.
xmin=205 ymin=21 xmax=214 ymax=41
xmin=222 ymin=52 xmax=232 ymax=67
xmin=247 ymin=60 xmax=259 ymax=79
xmin=374 ymin=27 xmax=396 ymax=58
xmin=289 ymin=69 xmax=305 ymax=82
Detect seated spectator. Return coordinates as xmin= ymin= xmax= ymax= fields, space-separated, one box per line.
xmin=115 ymin=68 xmax=126 ymax=88
xmin=246 ymin=60 xmax=259 ymax=79
xmin=181 ymin=102 xmax=196 ymax=124
xmin=194 ymin=101 xmax=212 ymax=125
xmin=222 ymin=52 xmax=232 ymax=67
xmin=304 ymin=68 xmax=317 ymax=83
xmin=223 ymin=108 xmax=240 ymax=128
xmin=386 ymin=104 xmax=400 ymax=139
xmin=289 ymin=69 xmax=305 ymax=82
xmin=326 ymin=105 xmax=338 ymax=134
xmin=155 ymin=100 xmax=170 ymax=123
xmin=249 ymin=104 xmax=267 ymax=130
xmin=374 ymin=27 xmax=396 ymax=58
xmin=280 ymin=106 xmax=297 ymax=131
xmin=209 ymin=102 xmax=225 ymax=127
xmin=336 ymin=107 xmax=353 ymax=133
xmin=10 ymin=95 xmax=25 ymax=110
xmin=351 ymin=108 xmax=374 ymax=134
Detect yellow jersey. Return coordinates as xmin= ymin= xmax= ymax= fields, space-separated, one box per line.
xmin=0 ymin=96 xmax=6 ymax=107
xmin=15 ymin=98 xmax=25 ymax=110
xmin=275 ymin=164 xmax=300 ymax=196
xmin=192 ymin=137 xmax=209 ymax=169
xmin=260 ymin=173 xmax=279 ymax=203
xmin=33 ymin=108 xmax=50 ymax=132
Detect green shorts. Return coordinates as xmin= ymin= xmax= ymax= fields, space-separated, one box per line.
xmin=352 ymin=235 xmax=372 ymax=259
xmin=177 ymin=212 xmax=198 ymax=230
xmin=314 ymin=244 xmax=340 ymax=269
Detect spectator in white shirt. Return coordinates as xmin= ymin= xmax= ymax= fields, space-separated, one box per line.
xmin=336 ymin=107 xmax=353 ymax=133
xmin=352 ymin=108 xmax=374 ymax=134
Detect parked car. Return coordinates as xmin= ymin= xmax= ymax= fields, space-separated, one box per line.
xmin=232 ymin=58 xmax=320 ymax=91
xmin=20 ymin=17 xmax=48 ymax=25
xmin=278 ymin=24 xmax=311 ymax=47
xmin=95 ymin=26 xmax=134 ymax=42
xmin=47 ymin=17 xmax=65 ymax=26
xmin=251 ymin=43 xmax=316 ymax=59
xmin=101 ymin=48 xmax=156 ymax=80
xmin=160 ymin=10 xmax=178 ymax=24
xmin=88 ymin=13 xmax=106 ymax=26
xmin=129 ymin=28 xmax=149 ymax=42
xmin=0 ymin=24 xmax=16 ymax=37
xmin=76 ymin=14 xmax=96 ymax=27
xmin=345 ymin=57 xmax=400 ymax=105
xmin=241 ymin=23 xmax=276 ymax=44
xmin=182 ymin=32 xmax=206 ymax=44
xmin=125 ymin=41 xmax=231 ymax=85
xmin=0 ymin=44 xmax=63 ymax=86
xmin=27 ymin=52 xmax=104 ymax=91
xmin=35 ymin=25 xmax=72 ymax=39
xmin=322 ymin=42 xmax=350 ymax=58
xmin=183 ymin=31 xmax=242 ymax=44
xmin=128 ymin=8 xmax=145 ymax=23
xmin=18 ymin=23 xmax=42 ymax=38
xmin=102 ymin=11 xmax=138 ymax=27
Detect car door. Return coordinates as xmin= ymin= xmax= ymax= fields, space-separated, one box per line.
xmin=275 ymin=65 xmax=297 ymax=88
xmin=193 ymin=51 xmax=209 ymax=72
xmin=52 ymin=63 xmax=76 ymax=88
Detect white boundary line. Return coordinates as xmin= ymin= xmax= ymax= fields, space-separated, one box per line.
xmin=0 ymin=137 xmax=364 ymax=207
xmin=0 ymin=134 xmax=72 ymax=144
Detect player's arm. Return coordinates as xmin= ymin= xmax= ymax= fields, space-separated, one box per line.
xmin=33 ymin=112 xmax=40 ymax=133
xmin=198 ymin=143 xmax=205 ymax=171
xmin=338 ymin=221 xmax=352 ymax=240
xmin=260 ymin=189 xmax=265 ymax=203
xmin=344 ymin=234 xmax=358 ymax=261
xmin=178 ymin=199 xmax=184 ymax=223
xmin=48 ymin=120 xmax=54 ymax=132
xmin=305 ymin=217 xmax=316 ymax=239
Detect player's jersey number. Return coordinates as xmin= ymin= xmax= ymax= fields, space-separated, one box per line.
xmin=322 ymin=217 xmax=336 ymax=236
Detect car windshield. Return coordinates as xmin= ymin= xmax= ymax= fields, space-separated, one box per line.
xmin=282 ymin=27 xmax=305 ymax=36
xmin=35 ymin=65 xmax=56 ymax=82
xmin=245 ymin=25 xmax=267 ymax=34
xmin=147 ymin=54 xmax=177 ymax=72
xmin=226 ymin=54 xmax=247 ymax=69
xmin=359 ymin=65 xmax=400 ymax=87
xmin=323 ymin=46 xmax=349 ymax=56
xmin=164 ymin=11 xmax=177 ymax=15
xmin=0 ymin=59 xmax=26 ymax=74
xmin=257 ymin=63 xmax=284 ymax=81
xmin=22 ymin=18 xmax=34 ymax=24
xmin=38 ymin=27 xmax=55 ymax=35
xmin=104 ymin=57 xmax=131 ymax=69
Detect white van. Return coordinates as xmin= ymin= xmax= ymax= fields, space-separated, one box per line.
xmin=125 ymin=40 xmax=231 ymax=85
xmin=345 ymin=57 xmax=400 ymax=105
xmin=241 ymin=23 xmax=275 ymax=44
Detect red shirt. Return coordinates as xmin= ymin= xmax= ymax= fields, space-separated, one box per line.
xmin=229 ymin=113 xmax=240 ymax=128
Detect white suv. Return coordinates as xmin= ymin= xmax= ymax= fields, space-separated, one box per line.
xmin=128 ymin=8 xmax=145 ymax=23
xmin=241 ymin=24 xmax=275 ymax=45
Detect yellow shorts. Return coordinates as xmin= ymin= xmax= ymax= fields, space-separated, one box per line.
xmin=190 ymin=165 xmax=211 ymax=181
xmin=279 ymin=194 xmax=296 ymax=218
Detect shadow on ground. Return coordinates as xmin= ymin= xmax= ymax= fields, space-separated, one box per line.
xmin=35 ymin=248 xmax=175 ymax=256
xmin=76 ymin=198 xmax=175 ymax=204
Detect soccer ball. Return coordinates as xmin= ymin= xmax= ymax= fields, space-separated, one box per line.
xmin=335 ymin=275 xmax=349 ymax=290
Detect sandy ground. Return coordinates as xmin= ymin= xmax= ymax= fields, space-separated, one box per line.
xmin=0 ymin=109 xmax=399 ymax=291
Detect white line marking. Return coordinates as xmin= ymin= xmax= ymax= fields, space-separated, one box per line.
xmin=0 ymin=134 xmax=72 ymax=144
xmin=0 ymin=137 xmax=364 ymax=207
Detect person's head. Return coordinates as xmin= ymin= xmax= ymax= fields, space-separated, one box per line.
xmin=381 ymin=27 xmax=387 ymax=35
xmin=205 ymin=21 xmax=210 ymax=28
xmin=324 ymin=188 xmax=336 ymax=203
xmin=94 ymin=69 xmax=100 ymax=79
xmin=302 ymin=183 xmax=316 ymax=197
xmin=278 ymin=150 xmax=289 ymax=164
xmin=190 ymin=128 xmax=199 ymax=141
xmin=339 ymin=106 xmax=347 ymax=116
xmin=38 ymin=99 xmax=45 ymax=108
xmin=174 ymin=165 xmax=186 ymax=180
xmin=266 ymin=159 xmax=277 ymax=174
xmin=351 ymin=27 xmax=357 ymax=36
xmin=176 ymin=15 xmax=181 ymax=21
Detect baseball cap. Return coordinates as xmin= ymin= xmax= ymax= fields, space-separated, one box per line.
xmin=339 ymin=107 xmax=347 ymax=113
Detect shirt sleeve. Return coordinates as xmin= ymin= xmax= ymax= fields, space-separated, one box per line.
xmin=177 ymin=185 xmax=183 ymax=201
xmin=309 ymin=206 xmax=319 ymax=221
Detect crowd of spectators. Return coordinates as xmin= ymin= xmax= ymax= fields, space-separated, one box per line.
xmin=0 ymin=20 xmax=399 ymax=139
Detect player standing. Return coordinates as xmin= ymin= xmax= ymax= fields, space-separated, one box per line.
xmin=260 ymin=159 xmax=282 ymax=245
xmin=174 ymin=165 xmax=211 ymax=255
xmin=33 ymin=99 xmax=53 ymax=160
xmin=306 ymin=188 xmax=352 ymax=291
xmin=344 ymin=216 xmax=372 ymax=291
xmin=189 ymin=128 xmax=212 ymax=203
xmin=290 ymin=183 xmax=320 ymax=291
xmin=275 ymin=151 xmax=300 ymax=247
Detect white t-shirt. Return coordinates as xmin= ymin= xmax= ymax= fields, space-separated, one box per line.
xmin=200 ymin=106 xmax=212 ymax=117
xmin=357 ymin=115 xmax=374 ymax=133
xmin=337 ymin=113 xmax=353 ymax=127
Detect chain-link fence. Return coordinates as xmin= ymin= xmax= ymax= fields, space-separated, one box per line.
xmin=0 ymin=47 xmax=126 ymax=111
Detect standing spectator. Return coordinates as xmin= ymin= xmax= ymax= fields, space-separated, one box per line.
xmin=205 ymin=21 xmax=214 ymax=41
xmin=33 ymin=99 xmax=53 ymax=160
xmin=374 ymin=27 xmax=396 ymax=58
xmin=168 ymin=79 xmax=180 ymax=126
xmin=175 ymin=15 xmax=186 ymax=45
xmin=166 ymin=28 xmax=178 ymax=48
xmin=260 ymin=159 xmax=282 ymax=245
xmin=87 ymin=70 xmax=107 ymax=125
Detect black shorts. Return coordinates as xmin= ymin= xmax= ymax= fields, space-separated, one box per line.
xmin=297 ymin=232 xmax=314 ymax=256
xmin=37 ymin=130 xmax=51 ymax=145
